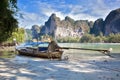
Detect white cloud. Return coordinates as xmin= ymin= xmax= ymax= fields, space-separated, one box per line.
xmin=36 ymin=2 xmax=96 ymax=21
xmin=90 ymin=0 xmax=111 ymax=18
xmin=18 ymin=11 xmax=45 ymax=28
xmin=68 ymin=13 xmax=98 ymax=21
xmin=36 ymin=1 xmax=67 ymax=20
xmin=18 ymin=0 xmax=120 ymax=28
xmin=69 ymin=5 xmax=85 ymax=14
xmin=37 ymin=0 xmax=111 ymax=21
xmin=66 ymin=0 xmax=114 ymax=21
xmin=41 ymin=8 xmax=66 ymax=20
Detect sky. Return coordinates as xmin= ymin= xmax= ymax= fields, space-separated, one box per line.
xmin=17 ymin=0 xmax=120 ymax=28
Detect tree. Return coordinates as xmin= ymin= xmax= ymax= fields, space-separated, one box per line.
xmin=7 ymin=28 xmax=25 ymax=43
xmin=94 ymin=36 xmax=103 ymax=43
xmin=80 ymin=34 xmax=94 ymax=43
xmin=0 ymin=0 xmax=18 ymax=43
xmin=107 ymin=33 xmax=120 ymax=43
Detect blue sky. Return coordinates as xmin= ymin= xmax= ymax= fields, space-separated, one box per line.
xmin=17 ymin=0 xmax=120 ymax=28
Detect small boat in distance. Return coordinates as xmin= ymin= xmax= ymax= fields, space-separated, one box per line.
xmin=16 ymin=42 xmax=63 ymax=60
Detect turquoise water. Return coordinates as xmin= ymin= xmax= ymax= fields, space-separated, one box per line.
xmin=58 ymin=43 xmax=120 ymax=59
xmin=1 ymin=43 xmax=120 ymax=59
xmin=58 ymin=43 xmax=120 ymax=53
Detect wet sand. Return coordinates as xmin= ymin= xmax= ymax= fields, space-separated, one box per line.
xmin=0 ymin=52 xmax=120 ymax=80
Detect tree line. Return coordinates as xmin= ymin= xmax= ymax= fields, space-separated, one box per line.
xmin=1 ymin=28 xmax=25 ymax=46
xmin=0 ymin=0 xmax=18 ymax=43
xmin=56 ymin=33 xmax=120 ymax=43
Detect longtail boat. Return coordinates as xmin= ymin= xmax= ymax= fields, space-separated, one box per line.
xmin=16 ymin=41 xmax=112 ymax=59
xmin=16 ymin=42 xmax=63 ymax=60
xmin=17 ymin=47 xmax=63 ymax=59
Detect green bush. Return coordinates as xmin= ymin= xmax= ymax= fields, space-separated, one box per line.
xmin=57 ymin=36 xmax=80 ymax=43
xmin=107 ymin=33 xmax=120 ymax=43
xmin=7 ymin=28 xmax=25 ymax=43
xmin=80 ymin=34 xmax=95 ymax=43
xmin=80 ymin=33 xmax=120 ymax=43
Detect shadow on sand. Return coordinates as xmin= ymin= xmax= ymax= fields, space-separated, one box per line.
xmin=0 ymin=53 xmax=120 ymax=80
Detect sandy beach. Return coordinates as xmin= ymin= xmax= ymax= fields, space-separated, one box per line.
xmin=0 ymin=51 xmax=120 ymax=80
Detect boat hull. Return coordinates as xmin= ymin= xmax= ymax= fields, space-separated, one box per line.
xmin=17 ymin=48 xmax=63 ymax=59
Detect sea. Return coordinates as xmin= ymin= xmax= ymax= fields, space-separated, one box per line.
xmin=1 ymin=43 xmax=120 ymax=59
xmin=58 ymin=43 xmax=120 ymax=59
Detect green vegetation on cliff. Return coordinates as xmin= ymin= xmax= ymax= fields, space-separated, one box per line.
xmin=56 ymin=33 xmax=120 ymax=43
xmin=80 ymin=33 xmax=120 ymax=43
xmin=57 ymin=37 xmax=80 ymax=43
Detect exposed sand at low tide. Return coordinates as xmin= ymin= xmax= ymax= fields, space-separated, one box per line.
xmin=0 ymin=52 xmax=120 ymax=80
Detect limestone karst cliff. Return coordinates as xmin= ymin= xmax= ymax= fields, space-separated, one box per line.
xmin=40 ymin=13 xmax=92 ymax=38
xmin=31 ymin=8 xmax=120 ymax=39
xmin=104 ymin=8 xmax=120 ymax=35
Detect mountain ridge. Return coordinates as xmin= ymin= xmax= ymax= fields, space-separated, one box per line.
xmin=31 ymin=8 xmax=120 ymax=39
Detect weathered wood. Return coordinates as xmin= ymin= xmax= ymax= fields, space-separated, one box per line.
xmin=61 ymin=47 xmax=112 ymax=57
xmin=17 ymin=48 xmax=63 ymax=59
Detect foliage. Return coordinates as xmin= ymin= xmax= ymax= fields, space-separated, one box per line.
xmin=94 ymin=36 xmax=103 ymax=43
xmin=57 ymin=37 xmax=80 ymax=43
xmin=29 ymin=32 xmax=120 ymax=43
xmin=7 ymin=28 xmax=25 ymax=43
xmin=107 ymin=33 xmax=120 ymax=43
xmin=65 ymin=16 xmax=75 ymax=26
xmin=0 ymin=0 xmax=18 ymax=43
xmin=80 ymin=33 xmax=120 ymax=43
xmin=80 ymin=34 xmax=95 ymax=43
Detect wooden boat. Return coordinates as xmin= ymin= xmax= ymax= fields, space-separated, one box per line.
xmin=17 ymin=47 xmax=63 ymax=59
xmin=16 ymin=41 xmax=112 ymax=59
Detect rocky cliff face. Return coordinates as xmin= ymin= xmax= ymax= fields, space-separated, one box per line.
xmin=31 ymin=25 xmax=41 ymax=39
xmin=91 ymin=8 xmax=120 ymax=36
xmin=90 ymin=18 xmax=104 ymax=36
xmin=104 ymin=8 xmax=120 ymax=35
xmin=40 ymin=13 xmax=92 ymax=38
xmin=41 ymin=14 xmax=60 ymax=36
xmin=31 ymin=8 xmax=120 ymax=39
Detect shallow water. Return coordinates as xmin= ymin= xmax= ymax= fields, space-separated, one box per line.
xmin=58 ymin=43 xmax=120 ymax=60
xmin=1 ymin=43 xmax=120 ymax=80
xmin=1 ymin=43 xmax=120 ymax=59
xmin=58 ymin=43 xmax=120 ymax=53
